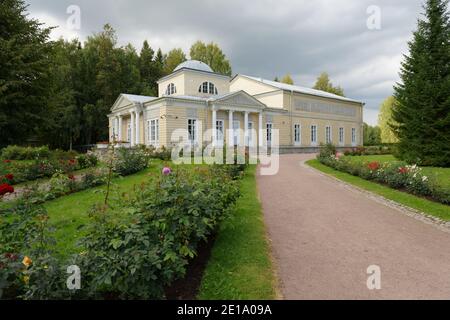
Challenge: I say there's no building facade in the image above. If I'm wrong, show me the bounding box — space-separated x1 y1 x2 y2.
108 60 364 152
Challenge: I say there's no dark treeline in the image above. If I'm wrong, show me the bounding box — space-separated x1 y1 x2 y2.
0 0 232 150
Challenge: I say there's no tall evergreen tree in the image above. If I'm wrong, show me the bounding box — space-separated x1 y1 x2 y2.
0 0 53 147
139 40 158 96
392 0 450 166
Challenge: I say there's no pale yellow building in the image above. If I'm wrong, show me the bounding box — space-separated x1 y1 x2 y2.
108 60 364 152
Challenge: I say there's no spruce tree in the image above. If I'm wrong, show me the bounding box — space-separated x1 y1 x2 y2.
392 0 450 166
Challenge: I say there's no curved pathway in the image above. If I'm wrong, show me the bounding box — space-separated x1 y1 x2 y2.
257 154 450 299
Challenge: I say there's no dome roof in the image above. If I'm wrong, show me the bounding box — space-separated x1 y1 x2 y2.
174 60 213 73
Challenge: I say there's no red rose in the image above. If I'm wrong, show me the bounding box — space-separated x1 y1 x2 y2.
3 160 11 164
5 173 13 181
367 161 380 171
0 183 14 196
398 167 408 174
68 174 75 181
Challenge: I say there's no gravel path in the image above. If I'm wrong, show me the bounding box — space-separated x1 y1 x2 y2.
257 154 450 300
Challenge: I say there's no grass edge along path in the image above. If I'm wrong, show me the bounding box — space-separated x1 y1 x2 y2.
306 159 450 222
197 165 278 300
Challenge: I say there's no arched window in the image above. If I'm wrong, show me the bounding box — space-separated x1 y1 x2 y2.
198 82 218 95
165 83 176 95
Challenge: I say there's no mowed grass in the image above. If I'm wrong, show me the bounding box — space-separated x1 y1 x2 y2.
344 154 450 189
198 166 277 300
306 159 450 221
45 161 163 257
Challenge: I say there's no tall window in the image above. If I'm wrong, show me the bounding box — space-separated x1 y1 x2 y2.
339 127 344 145
216 120 224 145
127 123 131 142
266 123 273 144
147 119 159 146
188 119 197 143
311 125 317 145
326 126 332 144
198 82 218 95
294 124 301 145
165 83 176 95
248 122 254 146
352 128 357 145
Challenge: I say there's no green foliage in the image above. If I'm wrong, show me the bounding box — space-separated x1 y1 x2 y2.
313 72 345 96
113 148 150 176
190 41 232 76
280 74 294 85
76 152 99 169
363 123 382 146
164 48 187 74
392 0 450 167
74 165 241 299
1 146 51 160
343 145 394 156
317 154 449 205
318 143 337 160
378 96 398 144
0 0 53 148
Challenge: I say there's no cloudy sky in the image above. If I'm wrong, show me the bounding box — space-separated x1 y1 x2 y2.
27 0 425 125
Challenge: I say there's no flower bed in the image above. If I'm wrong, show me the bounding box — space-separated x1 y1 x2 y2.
0 163 245 299
0 153 99 186
318 146 450 205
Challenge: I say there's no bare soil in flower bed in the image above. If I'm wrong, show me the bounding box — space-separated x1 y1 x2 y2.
164 234 217 300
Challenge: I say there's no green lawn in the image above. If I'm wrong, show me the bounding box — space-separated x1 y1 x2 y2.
306 159 450 221
198 166 277 300
45 161 163 257
344 155 450 189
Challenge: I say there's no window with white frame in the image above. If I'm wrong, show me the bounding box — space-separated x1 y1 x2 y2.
311 125 317 145
294 124 301 145
188 119 197 143
266 123 273 144
326 126 332 144
339 127 344 145
165 83 176 95
352 128 357 145
147 119 159 146
216 120 224 145
198 82 218 95
127 123 131 142
248 121 254 146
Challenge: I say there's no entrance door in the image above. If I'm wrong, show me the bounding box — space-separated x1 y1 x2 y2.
233 120 240 146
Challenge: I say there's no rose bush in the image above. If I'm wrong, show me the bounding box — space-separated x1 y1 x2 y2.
318 153 449 205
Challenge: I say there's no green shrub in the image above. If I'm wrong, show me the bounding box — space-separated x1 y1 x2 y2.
318 143 337 160
74 165 240 299
113 148 149 176
1 146 51 160
76 152 98 169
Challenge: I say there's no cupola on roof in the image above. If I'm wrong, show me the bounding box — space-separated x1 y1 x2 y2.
174 60 213 73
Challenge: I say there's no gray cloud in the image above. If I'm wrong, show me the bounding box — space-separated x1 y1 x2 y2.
27 0 424 125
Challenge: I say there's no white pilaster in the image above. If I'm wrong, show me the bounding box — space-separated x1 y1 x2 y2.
244 112 249 147
229 110 234 146
118 115 123 142
135 110 140 145
130 111 135 146
212 108 217 147
258 112 264 148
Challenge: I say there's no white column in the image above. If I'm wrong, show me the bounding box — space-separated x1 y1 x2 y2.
258 112 264 148
212 109 217 147
130 111 135 146
244 112 249 147
229 110 234 146
135 110 140 145
118 115 123 142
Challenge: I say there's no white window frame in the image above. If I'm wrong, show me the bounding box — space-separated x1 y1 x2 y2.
326 126 332 144
147 118 159 147
352 128 357 146
311 125 318 146
216 120 224 146
339 127 345 146
266 123 273 145
188 118 198 144
248 121 254 147
294 124 301 146
127 123 132 143
199 82 218 95
166 83 176 95
233 120 241 146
